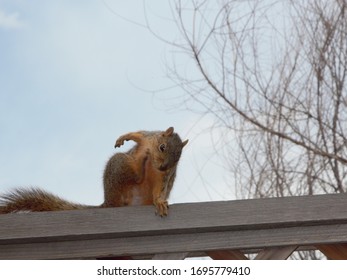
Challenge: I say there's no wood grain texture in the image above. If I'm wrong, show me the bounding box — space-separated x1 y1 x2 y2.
255 246 298 260
1 193 347 259
2 223 347 259
317 244 347 260
152 253 188 260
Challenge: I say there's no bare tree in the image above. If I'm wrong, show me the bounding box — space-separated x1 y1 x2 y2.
149 1 347 259
151 0 347 204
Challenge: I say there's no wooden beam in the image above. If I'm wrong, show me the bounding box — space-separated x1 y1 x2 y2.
207 250 248 260
1 193 347 259
1 221 347 259
317 244 347 260
255 246 297 260
2 193 347 244
152 253 188 260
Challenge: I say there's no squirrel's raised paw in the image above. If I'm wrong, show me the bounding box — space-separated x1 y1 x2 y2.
115 137 126 148
154 198 168 217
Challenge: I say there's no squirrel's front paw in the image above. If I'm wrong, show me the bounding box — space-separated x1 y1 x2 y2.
154 198 168 217
115 137 126 148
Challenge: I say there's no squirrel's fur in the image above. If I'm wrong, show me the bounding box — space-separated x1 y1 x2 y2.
0 187 91 212
0 127 188 216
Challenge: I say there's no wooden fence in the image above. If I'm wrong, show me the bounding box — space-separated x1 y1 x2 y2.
1 193 347 259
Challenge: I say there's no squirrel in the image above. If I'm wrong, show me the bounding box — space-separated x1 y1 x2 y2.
103 126 188 216
0 127 188 216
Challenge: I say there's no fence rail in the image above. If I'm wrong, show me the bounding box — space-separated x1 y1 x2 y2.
1 193 347 259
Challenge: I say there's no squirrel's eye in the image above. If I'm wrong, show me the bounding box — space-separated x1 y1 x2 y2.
159 143 166 152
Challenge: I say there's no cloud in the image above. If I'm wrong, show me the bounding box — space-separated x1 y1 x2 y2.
0 9 25 30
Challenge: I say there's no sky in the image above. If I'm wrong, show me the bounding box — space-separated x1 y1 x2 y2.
0 0 233 206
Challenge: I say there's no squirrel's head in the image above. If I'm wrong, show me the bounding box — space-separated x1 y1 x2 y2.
156 127 188 171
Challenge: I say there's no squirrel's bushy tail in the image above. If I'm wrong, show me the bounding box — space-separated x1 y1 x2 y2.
0 187 91 214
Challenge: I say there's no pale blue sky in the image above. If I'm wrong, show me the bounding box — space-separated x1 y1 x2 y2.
0 0 232 206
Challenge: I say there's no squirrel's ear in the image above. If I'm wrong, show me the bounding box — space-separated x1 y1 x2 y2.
164 127 174 136
182 139 189 148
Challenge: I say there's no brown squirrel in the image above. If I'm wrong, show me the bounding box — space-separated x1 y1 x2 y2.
0 127 188 216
